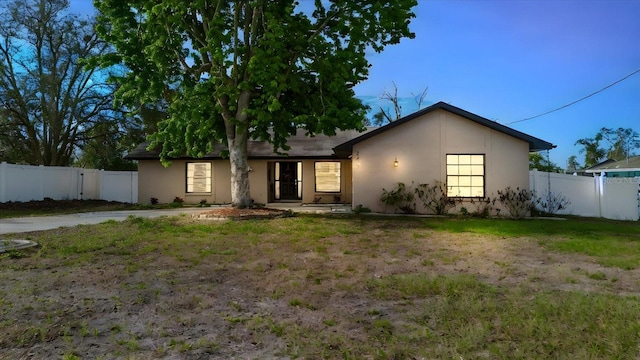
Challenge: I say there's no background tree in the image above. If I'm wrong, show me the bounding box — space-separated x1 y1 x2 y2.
75 119 136 170
599 127 640 161
574 133 606 168
94 0 417 208
574 127 639 167
371 81 428 126
565 155 581 173
0 0 119 166
529 152 561 172
76 102 166 170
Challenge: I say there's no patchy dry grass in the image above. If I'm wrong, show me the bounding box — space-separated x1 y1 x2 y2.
1 214 639 359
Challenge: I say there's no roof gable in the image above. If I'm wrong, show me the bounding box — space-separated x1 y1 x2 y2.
334 101 555 156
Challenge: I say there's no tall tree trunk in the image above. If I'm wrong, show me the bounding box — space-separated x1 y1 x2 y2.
227 134 252 208
222 90 253 208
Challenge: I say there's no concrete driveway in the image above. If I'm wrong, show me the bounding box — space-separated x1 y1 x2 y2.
0 204 349 235
0 208 206 235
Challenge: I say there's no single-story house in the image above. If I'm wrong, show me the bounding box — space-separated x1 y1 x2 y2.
584 156 640 178
126 101 555 213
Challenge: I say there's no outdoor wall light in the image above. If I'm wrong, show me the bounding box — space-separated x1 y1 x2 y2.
393 158 399 167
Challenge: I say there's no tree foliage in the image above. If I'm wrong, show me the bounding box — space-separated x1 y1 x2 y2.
575 127 639 167
75 121 137 170
529 152 561 173
93 0 417 207
0 0 118 166
566 155 581 173
76 103 165 170
574 133 605 168
599 127 640 160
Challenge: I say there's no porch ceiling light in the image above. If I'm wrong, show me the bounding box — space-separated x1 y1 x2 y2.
394 158 399 167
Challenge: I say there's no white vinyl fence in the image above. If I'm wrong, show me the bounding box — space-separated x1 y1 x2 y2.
0 162 138 203
530 170 640 221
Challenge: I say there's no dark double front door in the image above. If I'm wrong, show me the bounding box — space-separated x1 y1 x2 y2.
273 161 302 201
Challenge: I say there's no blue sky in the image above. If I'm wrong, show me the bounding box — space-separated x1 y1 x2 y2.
71 0 640 168
354 0 640 168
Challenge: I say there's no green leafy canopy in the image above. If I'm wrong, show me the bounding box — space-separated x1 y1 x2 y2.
93 0 417 161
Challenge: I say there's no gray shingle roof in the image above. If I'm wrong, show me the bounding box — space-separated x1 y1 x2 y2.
125 128 371 160
585 156 640 172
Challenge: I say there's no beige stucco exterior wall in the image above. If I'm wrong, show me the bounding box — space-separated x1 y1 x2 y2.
136 159 231 205
300 159 352 204
136 158 352 205
352 109 530 213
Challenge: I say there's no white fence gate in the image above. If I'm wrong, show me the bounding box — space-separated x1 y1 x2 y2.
530 170 639 221
0 162 138 203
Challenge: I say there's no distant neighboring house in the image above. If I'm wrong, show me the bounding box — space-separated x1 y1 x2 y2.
126 101 554 212
584 156 640 178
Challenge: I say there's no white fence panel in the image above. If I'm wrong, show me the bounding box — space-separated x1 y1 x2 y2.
0 163 44 202
80 169 101 200
529 170 600 217
0 162 138 203
100 171 138 203
601 177 639 221
42 166 80 201
530 170 639 221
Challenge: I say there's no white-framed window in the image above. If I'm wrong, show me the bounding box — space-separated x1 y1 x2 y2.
186 162 211 193
446 154 484 197
315 161 341 193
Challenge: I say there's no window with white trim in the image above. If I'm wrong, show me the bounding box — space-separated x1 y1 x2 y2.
446 154 484 197
315 162 341 192
186 162 211 193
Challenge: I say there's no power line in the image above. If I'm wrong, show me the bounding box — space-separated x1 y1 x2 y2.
506 67 640 125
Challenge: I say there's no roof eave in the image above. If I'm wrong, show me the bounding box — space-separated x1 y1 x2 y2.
585 167 640 173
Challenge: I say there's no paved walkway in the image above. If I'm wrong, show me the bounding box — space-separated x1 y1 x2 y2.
0 204 350 235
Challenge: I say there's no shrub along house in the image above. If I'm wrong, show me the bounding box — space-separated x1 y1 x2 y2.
126 101 555 212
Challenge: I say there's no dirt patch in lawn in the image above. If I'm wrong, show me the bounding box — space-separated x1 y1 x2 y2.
1 216 638 359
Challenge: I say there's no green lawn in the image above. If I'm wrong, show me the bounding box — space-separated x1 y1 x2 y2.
422 216 640 269
1 214 639 359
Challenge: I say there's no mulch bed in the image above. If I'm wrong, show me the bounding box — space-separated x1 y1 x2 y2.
0 198 128 211
195 207 293 220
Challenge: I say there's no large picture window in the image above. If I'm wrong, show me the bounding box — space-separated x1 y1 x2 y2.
186 162 211 193
315 162 341 192
446 154 484 197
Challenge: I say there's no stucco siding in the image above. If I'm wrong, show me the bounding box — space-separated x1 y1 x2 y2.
137 160 224 205
136 158 352 205
137 160 186 205
352 109 530 213
301 159 352 204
